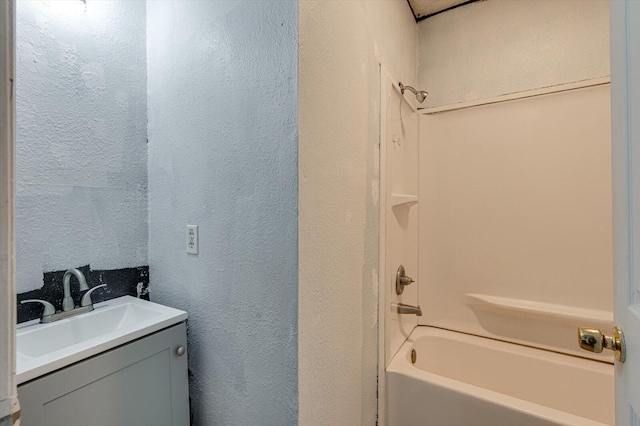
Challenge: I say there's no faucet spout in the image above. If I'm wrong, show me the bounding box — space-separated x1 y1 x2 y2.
397 303 422 316
62 268 89 312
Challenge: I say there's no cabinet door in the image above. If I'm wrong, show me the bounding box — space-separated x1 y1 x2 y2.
18 322 189 426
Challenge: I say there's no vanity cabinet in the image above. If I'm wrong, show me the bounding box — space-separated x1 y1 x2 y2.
18 322 189 426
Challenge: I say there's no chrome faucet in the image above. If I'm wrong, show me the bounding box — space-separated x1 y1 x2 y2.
397 303 422 316
62 268 89 311
20 268 107 324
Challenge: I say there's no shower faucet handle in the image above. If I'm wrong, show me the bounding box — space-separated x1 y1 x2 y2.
395 265 414 295
578 326 626 362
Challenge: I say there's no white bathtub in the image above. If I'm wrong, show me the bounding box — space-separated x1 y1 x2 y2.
387 326 614 426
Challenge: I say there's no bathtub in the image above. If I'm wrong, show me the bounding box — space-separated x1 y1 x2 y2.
387 326 614 426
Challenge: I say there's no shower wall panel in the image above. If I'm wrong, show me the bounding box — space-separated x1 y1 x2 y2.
383 75 419 367
418 85 613 361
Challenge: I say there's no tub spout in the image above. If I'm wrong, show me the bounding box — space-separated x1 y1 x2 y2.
397 303 422 316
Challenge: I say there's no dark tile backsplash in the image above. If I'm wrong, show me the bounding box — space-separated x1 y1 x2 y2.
17 265 149 324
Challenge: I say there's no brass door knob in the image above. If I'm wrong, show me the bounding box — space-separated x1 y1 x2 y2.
578 327 626 362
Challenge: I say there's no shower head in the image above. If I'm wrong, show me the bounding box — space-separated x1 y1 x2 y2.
399 82 428 104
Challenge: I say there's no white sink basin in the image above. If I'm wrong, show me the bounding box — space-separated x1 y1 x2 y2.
16 296 187 384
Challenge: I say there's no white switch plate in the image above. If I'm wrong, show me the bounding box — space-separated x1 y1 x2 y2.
187 225 198 255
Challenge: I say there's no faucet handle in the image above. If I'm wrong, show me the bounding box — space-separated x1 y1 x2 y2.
21 299 56 317
80 284 107 308
396 265 415 295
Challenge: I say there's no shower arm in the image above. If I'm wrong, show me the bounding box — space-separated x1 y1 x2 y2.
398 82 428 103
399 83 418 95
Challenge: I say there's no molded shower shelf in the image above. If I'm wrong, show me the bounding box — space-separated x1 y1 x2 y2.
464 293 613 326
391 194 418 208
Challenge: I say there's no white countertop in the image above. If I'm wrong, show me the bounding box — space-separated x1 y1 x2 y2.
16 296 188 385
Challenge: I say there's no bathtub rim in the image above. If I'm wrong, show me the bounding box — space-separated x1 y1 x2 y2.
386 325 612 426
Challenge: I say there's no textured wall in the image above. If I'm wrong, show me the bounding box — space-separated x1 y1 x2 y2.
298 0 417 424
147 1 298 424
417 0 610 108
15 0 148 293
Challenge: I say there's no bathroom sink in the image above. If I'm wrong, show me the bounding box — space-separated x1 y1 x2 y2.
16 296 187 384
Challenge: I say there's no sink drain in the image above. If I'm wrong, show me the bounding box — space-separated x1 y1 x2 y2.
411 349 417 364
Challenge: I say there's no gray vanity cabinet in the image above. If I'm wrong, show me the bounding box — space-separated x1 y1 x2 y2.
18 322 189 426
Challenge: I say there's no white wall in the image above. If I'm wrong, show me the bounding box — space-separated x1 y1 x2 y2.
147 1 298 424
298 0 416 424
15 0 148 292
417 0 610 108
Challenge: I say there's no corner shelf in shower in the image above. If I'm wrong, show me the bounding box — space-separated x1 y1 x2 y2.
391 194 418 208
464 293 613 327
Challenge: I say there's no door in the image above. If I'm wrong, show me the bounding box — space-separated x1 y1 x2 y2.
0 0 18 423
611 0 640 424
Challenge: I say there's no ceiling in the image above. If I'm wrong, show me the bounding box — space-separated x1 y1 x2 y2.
407 0 474 20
